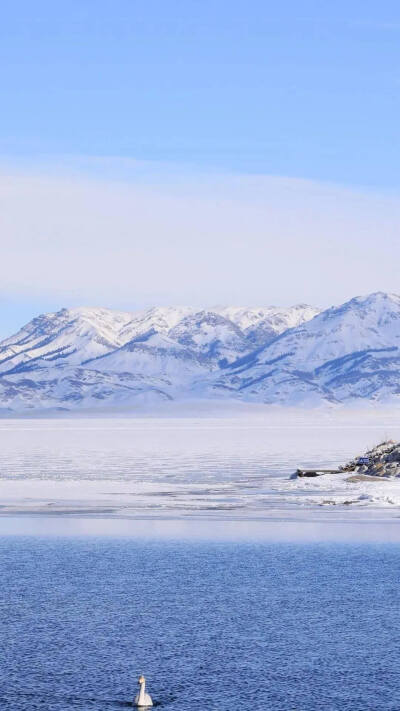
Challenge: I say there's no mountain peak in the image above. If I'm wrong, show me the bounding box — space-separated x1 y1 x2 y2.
334 291 400 310
3 296 400 410
214 290 400 405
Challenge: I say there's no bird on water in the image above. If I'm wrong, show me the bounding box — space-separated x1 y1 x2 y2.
134 675 153 707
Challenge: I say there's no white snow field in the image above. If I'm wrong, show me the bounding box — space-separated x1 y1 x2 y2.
1 410 400 519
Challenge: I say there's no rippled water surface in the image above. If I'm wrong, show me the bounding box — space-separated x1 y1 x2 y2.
1 537 400 711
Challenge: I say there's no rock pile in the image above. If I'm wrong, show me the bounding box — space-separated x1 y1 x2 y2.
340 440 400 479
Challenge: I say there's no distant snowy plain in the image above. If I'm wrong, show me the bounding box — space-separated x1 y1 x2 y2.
1 410 400 519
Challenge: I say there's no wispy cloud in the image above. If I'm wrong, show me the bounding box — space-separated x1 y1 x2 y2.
0 158 399 311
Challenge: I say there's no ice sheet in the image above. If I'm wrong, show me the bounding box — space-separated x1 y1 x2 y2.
0 411 400 519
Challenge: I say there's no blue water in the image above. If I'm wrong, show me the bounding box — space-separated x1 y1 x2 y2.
1 538 400 710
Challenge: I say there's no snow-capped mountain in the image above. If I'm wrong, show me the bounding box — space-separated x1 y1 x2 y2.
215 305 319 347
0 302 318 410
6 294 400 410
5 293 400 410
213 292 400 405
85 329 208 398
0 306 135 374
168 311 249 366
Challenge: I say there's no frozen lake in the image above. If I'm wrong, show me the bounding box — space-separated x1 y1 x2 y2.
1 410 400 519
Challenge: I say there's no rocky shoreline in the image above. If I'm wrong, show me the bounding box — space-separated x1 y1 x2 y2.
295 440 400 480
340 440 400 479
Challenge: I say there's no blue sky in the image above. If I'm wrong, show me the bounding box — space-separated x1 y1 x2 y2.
2 1 400 184
1 1 400 334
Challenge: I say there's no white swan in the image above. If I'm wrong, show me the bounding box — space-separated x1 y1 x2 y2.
134 675 153 707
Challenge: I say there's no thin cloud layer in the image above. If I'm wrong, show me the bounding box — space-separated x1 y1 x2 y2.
0 162 399 311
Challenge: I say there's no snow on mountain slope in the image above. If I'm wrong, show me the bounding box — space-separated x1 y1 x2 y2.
216 305 320 347
214 292 400 404
0 364 172 412
0 300 323 410
168 311 249 365
0 306 135 375
0 303 316 375
118 306 194 342
86 329 209 386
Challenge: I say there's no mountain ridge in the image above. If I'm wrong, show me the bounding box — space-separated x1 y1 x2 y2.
212 292 400 405
1 294 400 410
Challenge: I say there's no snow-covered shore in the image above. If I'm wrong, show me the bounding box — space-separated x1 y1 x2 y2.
0 412 400 519
0 470 400 518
